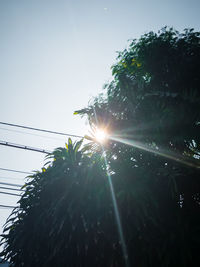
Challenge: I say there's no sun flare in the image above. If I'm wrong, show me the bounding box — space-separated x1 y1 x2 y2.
94 129 107 143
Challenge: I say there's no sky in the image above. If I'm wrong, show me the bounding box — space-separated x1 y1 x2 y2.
0 0 199 241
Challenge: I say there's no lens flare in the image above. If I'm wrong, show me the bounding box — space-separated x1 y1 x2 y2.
94 129 107 143
92 107 129 266
110 136 199 169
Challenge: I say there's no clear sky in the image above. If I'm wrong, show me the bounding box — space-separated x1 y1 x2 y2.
0 0 199 239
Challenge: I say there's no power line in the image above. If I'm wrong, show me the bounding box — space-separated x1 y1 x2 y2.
0 182 23 188
0 121 84 139
0 204 15 209
0 126 65 141
0 186 24 192
0 191 21 197
0 176 25 181
0 140 51 154
0 167 32 175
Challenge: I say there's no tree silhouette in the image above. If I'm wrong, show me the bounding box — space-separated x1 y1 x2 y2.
76 27 200 266
1 139 125 266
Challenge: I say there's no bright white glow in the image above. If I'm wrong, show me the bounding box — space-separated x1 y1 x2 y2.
94 129 107 142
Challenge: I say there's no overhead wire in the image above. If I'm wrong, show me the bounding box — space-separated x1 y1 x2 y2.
0 186 24 192
0 204 15 209
0 176 25 181
0 140 51 154
0 191 21 197
0 121 84 139
0 122 86 167
0 182 23 188
0 167 32 175
0 126 66 141
0 121 85 205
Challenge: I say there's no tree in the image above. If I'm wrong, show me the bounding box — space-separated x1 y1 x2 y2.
75 27 200 266
78 27 200 156
1 27 200 266
0 139 124 266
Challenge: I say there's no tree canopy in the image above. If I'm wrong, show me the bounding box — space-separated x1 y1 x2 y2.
78 27 200 155
1 140 123 266
1 27 200 266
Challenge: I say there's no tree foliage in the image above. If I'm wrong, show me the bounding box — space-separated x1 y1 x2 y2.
1 139 123 266
78 27 200 155
1 27 200 266
76 27 200 266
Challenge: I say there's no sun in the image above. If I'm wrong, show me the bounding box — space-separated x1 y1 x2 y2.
94 129 107 143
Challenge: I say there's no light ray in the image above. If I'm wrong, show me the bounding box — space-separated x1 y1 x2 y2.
102 150 130 267
110 136 200 169
92 108 130 267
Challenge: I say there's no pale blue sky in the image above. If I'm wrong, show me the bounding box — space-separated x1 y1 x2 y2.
0 0 199 237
